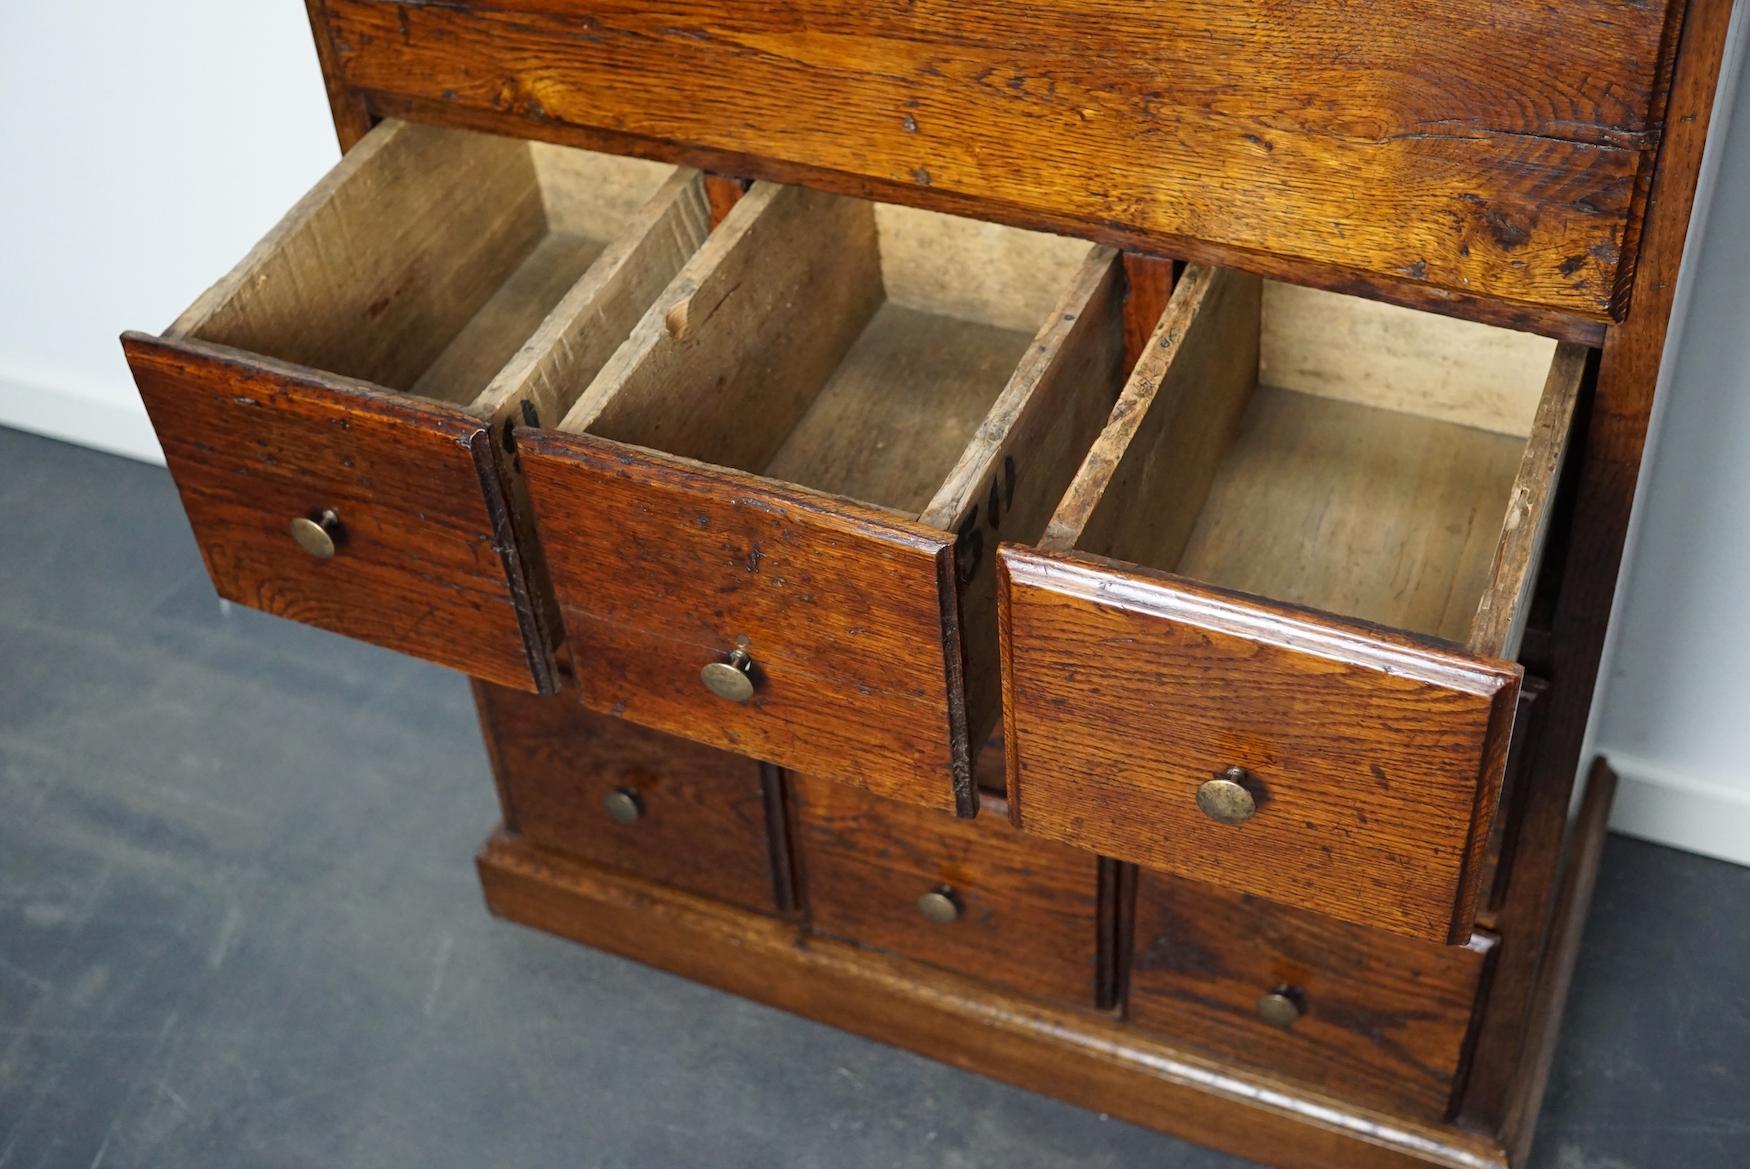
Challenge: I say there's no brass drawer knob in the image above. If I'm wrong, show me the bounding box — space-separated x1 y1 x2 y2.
917 886 962 924
602 787 644 826
1196 767 1259 824
700 648 756 703
289 509 343 559
1256 986 1306 1028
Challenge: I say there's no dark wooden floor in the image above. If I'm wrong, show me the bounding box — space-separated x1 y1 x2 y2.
2 425 1746 1169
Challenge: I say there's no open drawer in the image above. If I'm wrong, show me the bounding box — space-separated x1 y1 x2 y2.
998 266 1589 942
517 183 1129 814
122 119 710 691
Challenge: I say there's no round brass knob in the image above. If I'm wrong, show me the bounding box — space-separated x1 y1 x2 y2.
1257 986 1305 1028
916 886 962 924
1196 767 1259 825
700 649 756 703
289 509 343 559
602 787 644 826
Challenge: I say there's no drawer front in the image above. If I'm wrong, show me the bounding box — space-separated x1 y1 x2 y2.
792 776 1105 1006
518 434 970 815
474 681 783 914
319 0 1676 324
125 335 551 691
998 550 1520 944
1127 868 1497 1121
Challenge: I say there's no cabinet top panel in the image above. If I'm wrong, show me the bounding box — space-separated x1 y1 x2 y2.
319 0 1686 333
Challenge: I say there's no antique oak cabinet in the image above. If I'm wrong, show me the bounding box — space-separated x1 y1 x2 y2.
123 1 1738 1165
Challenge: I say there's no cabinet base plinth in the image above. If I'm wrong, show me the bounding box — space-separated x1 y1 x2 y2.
475 763 1615 1169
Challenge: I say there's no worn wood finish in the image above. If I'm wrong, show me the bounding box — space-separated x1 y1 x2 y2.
304 0 372 148
1468 345 1590 659
920 247 1128 760
562 183 885 469
1120 255 1178 378
763 306 1033 514
1258 283 1559 436
126 118 708 691
479 835 1513 1169
793 776 1105 1006
1504 761 1618 1163
1046 266 1262 564
1462 0 1739 1135
472 681 781 914
996 252 1610 943
472 166 711 430
1477 679 1550 924
1127 870 1497 1121
124 334 546 689
1175 390 1525 645
172 120 545 393
1000 552 1520 943
318 0 1678 323
702 174 749 227
518 434 971 813
410 232 609 404
522 183 1109 814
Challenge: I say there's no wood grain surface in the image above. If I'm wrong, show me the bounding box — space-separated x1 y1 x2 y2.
792 777 1105 1007
1127 869 1497 1121
123 334 550 690
921 247 1129 768
517 435 971 814
473 680 781 914
998 551 1520 943
317 0 1678 323
1461 0 1738 1137
479 834 1515 1169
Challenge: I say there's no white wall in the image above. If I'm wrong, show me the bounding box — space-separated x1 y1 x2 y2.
1 3 1747 864
0 3 338 462
1594 23 1750 868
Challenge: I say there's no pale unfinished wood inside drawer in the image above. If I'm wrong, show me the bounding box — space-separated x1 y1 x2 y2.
1044 266 1588 661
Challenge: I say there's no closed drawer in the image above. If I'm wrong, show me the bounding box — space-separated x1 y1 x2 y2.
1126 867 1497 1122
123 119 710 690
473 680 786 915
999 266 1588 942
518 182 1132 814
791 775 1109 1007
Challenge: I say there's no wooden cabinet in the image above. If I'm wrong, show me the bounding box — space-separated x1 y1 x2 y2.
128 0 1740 1165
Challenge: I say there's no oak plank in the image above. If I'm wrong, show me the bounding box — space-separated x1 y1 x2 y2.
321 0 1674 319
473 681 781 915
479 835 1512 1169
123 334 546 689
1129 869 1497 1121
998 551 1519 943
792 776 1106 1006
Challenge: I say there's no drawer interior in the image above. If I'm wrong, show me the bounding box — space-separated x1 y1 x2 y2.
168 120 698 423
1046 266 1588 660
553 183 1109 523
